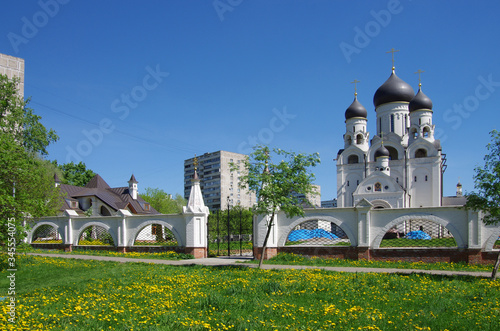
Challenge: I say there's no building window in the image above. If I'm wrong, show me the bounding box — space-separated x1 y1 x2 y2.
390 114 395 132
414 176 417 182
144 203 150 211
415 149 427 158
347 181 350 187
347 155 359 164
425 175 428 181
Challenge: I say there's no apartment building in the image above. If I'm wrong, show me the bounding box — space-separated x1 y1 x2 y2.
184 151 256 211
0 53 24 98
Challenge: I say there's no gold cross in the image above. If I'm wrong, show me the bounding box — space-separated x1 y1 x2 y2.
350 79 360 96
386 48 400 70
415 69 425 87
193 154 198 171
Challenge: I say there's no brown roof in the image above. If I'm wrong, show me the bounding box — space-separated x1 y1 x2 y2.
57 174 159 215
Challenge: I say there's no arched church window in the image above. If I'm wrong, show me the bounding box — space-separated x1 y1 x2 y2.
375 182 382 191
415 149 427 158
386 146 398 160
390 114 395 132
423 126 430 138
411 128 418 139
356 134 363 144
346 135 352 145
347 155 359 164
425 175 428 181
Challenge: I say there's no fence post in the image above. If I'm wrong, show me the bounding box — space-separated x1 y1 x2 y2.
253 212 279 260
63 209 78 252
118 209 132 252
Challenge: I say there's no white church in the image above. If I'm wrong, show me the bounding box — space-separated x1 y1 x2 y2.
336 64 455 209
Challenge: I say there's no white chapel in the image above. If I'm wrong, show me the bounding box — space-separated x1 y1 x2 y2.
336 62 444 209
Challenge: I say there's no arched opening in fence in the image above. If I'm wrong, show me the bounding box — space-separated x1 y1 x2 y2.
285 219 350 246
380 218 457 247
133 224 178 246
78 225 115 246
32 224 62 244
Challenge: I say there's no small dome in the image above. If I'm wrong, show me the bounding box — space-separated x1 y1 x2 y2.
345 97 367 120
409 88 433 112
374 145 390 159
373 70 415 108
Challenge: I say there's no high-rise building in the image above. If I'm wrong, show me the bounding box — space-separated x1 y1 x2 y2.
0 53 25 98
184 151 256 211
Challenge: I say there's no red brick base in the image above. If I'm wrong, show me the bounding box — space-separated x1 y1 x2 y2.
253 247 278 260
185 247 207 259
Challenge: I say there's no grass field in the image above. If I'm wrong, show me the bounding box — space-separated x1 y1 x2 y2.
1 254 499 330
258 253 495 272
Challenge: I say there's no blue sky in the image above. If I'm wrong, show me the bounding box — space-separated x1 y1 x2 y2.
1 0 500 200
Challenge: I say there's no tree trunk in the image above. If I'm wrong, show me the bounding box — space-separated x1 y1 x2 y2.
258 211 275 269
491 250 500 281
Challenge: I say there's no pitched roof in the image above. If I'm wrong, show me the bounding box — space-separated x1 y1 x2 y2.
85 174 111 189
56 174 159 215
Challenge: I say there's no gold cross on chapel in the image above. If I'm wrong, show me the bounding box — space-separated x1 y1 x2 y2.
350 79 360 96
193 154 198 171
386 48 400 70
415 69 425 87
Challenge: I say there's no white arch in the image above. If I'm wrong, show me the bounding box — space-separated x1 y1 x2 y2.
483 229 500 252
75 222 117 246
371 200 392 209
278 215 355 247
28 221 62 243
128 220 183 247
371 213 465 248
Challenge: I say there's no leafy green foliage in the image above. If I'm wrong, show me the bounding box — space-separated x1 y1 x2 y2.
139 188 186 214
232 145 320 267
464 129 500 279
232 145 320 218
0 74 61 247
52 161 96 187
465 130 500 225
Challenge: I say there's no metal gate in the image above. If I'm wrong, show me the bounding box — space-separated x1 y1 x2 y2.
207 208 253 257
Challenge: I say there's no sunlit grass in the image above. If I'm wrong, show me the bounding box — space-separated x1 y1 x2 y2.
0 255 499 330
255 253 494 272
12 248 194 260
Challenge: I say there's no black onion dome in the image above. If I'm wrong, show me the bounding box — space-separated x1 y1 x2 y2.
374 145 390 159
345 97 367 120
373 71 415 108
409 88 433 112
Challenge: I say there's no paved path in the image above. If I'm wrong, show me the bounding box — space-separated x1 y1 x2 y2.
26 253 493 278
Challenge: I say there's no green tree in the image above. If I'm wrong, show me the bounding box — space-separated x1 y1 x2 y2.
0 74 61 247
233 146 320 268
139 188 186 214
53 161 96 186
464 130 500 280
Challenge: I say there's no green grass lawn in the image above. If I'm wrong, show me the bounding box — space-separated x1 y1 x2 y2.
1 255 499 330
258 253 495 272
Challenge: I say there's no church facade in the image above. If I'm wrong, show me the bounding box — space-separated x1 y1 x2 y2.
336 67 444 209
